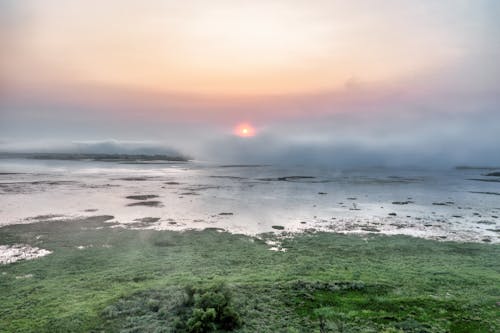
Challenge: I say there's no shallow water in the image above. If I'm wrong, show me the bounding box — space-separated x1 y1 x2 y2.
0 158 498 242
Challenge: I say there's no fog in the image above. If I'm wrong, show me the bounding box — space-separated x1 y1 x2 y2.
1 104 499 168
198 106 500 167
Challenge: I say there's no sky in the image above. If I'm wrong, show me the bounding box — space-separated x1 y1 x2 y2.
1 0 499 166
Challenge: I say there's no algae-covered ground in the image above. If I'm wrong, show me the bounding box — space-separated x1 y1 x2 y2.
0 216 498 332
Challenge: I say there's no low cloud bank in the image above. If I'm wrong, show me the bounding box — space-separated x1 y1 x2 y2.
1 108 499 169
200 108 500 168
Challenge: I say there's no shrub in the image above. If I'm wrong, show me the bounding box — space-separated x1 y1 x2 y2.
186 308 217 333
180 283 242 332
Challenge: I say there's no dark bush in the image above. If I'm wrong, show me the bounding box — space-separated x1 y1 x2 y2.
186 308 217 333
179 283 242 332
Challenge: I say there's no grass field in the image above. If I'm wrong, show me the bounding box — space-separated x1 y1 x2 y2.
0 216 498 332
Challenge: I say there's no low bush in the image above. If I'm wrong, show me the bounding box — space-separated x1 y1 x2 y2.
181 283 243 332
101 284 242 332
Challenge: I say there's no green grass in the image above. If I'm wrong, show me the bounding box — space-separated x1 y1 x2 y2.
0 216 498 332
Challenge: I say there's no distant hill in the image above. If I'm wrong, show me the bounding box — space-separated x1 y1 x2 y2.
0 152 189 162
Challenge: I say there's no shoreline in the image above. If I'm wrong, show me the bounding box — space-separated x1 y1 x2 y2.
1 214 499 266
2 213 498 244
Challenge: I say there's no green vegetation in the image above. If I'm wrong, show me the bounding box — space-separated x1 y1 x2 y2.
0 216 499 332
101 283 242 332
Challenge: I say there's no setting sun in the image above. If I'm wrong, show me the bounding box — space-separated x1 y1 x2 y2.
235 123 256 137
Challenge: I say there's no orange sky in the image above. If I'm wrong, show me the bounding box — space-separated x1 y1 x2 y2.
1 0 473 97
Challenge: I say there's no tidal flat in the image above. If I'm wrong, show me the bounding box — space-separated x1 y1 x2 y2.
0 216 498 332
1 159 499 243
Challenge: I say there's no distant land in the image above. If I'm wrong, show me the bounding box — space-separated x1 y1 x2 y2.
455 165 500 170
0 152 190 162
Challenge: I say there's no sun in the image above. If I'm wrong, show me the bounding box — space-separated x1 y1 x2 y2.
234 123 256 137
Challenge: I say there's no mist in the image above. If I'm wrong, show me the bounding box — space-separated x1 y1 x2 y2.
2 104 499 168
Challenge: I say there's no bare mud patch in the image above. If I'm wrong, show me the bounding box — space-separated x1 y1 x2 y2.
29 214 65 221
179 192 200 196
218 164 267 168
126 195 160 200
257 176 316 182
181 184 223 192
164 181 181 185
114 177 158 181
127 217 162 228
0 180 79 194
209 175 246 180
468 178 500 183
127 201 163 207
135 217 161 223
469 191 500 196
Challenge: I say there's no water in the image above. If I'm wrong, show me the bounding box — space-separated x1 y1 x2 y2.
0 158 498 242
